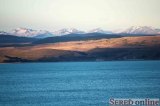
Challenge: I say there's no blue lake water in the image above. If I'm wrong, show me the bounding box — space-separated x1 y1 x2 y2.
0 61 160 106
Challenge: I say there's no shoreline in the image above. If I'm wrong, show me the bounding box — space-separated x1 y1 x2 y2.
0 59 160 64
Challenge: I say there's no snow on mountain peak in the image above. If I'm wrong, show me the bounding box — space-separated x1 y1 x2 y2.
11 28 37 37
53 28 85 36
1 26 160 38
122 26 159 34
88 28 112 34
10 28 54 38
0 31 9 35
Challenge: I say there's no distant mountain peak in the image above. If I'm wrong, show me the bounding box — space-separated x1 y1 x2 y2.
89 28 103 32
0 31 9 35
11 27 37 37
10 27 54 38
53 28 85 36
1 26 160 38
88 28 112 34
122 26 160 34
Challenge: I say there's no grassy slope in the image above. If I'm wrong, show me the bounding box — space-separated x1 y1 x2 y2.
0 35 160 62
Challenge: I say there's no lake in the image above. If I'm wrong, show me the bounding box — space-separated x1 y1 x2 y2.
0 61 160 106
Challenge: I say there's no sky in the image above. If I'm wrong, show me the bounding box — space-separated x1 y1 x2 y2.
0 0 160 31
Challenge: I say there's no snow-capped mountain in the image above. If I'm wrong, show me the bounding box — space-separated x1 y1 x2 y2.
88 28 113 34
0 31 9 35
10 28 54 38
121 26 160 34
53 28 85 36
1 26 160 38
11 28 38 37
33 30 54 38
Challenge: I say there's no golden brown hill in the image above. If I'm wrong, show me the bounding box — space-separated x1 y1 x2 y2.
0 35 160 62
30 35 160 51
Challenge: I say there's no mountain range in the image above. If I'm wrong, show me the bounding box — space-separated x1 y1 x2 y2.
1 26 160 38
121 26 160 35
0 26 160 62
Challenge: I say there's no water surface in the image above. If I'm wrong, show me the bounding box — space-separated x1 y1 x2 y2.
0 61 160 106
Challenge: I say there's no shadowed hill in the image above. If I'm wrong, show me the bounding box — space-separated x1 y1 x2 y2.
32 33 122 44
0 34 37 44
